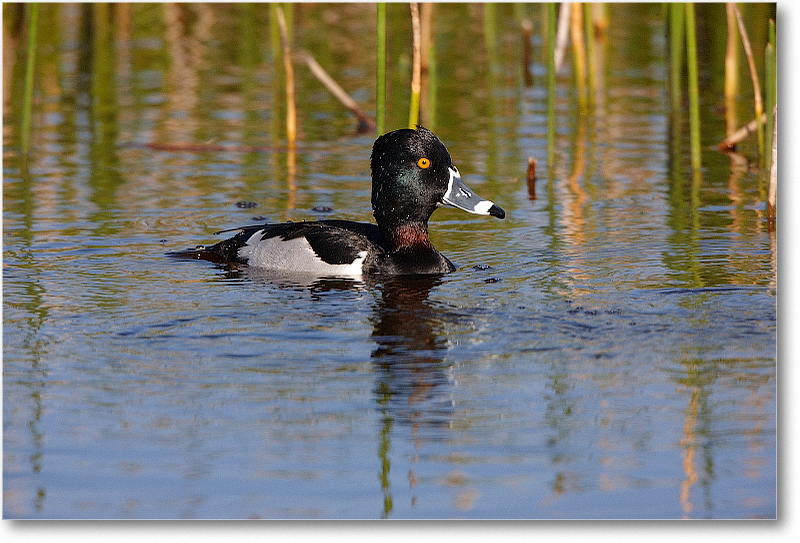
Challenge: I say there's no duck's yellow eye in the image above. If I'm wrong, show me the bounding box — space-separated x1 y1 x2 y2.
417 157 431 169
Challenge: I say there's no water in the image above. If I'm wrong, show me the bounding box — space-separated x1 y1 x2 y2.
3 3 776 519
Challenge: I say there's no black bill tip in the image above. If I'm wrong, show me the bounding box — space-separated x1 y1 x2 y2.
488 204 505 219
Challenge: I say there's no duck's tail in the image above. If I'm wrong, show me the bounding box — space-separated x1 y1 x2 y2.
167 237 244 264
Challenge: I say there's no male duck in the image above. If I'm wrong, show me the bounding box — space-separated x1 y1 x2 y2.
173 126 505 276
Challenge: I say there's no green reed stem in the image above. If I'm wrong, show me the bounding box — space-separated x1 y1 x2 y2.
377 3 386 135
769 17 776 87
269 3 280 61
685 3 701 173
669 3 684 114
21 3 39 157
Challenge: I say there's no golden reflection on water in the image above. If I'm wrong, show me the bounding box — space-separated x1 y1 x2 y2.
679 385 699 517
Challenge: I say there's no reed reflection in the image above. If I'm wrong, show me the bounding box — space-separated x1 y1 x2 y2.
370 275 454 517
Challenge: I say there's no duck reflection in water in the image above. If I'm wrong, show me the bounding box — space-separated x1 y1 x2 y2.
369 274 456 518
370 275 454 428
227 268 458 518
240 267 456 428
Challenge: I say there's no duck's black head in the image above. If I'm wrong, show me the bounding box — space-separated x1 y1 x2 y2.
370 126 504 245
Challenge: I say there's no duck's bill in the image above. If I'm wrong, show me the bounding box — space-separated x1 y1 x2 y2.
442 167 505 219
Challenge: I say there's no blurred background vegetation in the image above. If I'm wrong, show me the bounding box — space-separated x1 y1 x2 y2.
3 2 777 205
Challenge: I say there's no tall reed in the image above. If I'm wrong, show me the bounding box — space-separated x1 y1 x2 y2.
767 104 776 227
724 3 739 135
377 3 386 135
583 3 597 103
669 3 684 114
274 4 296 150
522 19 533 87
546 3 556 168
21 2 39 158
764 19 776 171
732 3 764 162
685 3 701 172
274 2 296 202
570 3 588 111
553 2 570 73
408 2 421 129
420 2 435 130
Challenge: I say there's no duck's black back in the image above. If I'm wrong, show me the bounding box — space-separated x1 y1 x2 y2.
169 220 386 266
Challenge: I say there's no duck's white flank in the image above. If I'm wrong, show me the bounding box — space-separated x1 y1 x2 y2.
238 230 367 276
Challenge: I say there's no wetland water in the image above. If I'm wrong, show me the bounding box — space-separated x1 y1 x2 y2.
3 4 776 518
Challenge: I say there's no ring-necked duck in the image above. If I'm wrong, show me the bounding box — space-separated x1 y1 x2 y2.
171 126 505 276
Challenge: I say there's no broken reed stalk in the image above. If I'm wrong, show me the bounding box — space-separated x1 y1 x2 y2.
377 3 386 135
527 157 537 200
717 112 767 151
408 2 421 129
21 2 39 158
767 104 776 227
732 3 764 162
724 3 739 135
685 3 701 172
275 4 296 150
296 50 375 133
554 2 570 73
570 2 588 111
